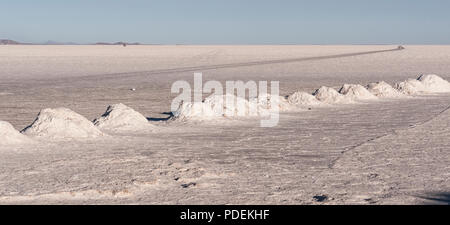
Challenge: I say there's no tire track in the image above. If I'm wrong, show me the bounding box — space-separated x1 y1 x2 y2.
328 101 450 169
70 46 404 81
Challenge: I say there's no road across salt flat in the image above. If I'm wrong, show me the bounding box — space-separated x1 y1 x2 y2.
78 46 404 80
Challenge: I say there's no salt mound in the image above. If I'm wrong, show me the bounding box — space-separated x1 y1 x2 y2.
93 103 152 131
417 74 450 92
254 94 293 111
173 101 216 120
22 108 104 138
287 91 323 106
203 94 263 117
173 94 265 121
395 74 450 95
395 79 428 95
313 86 353 104
339 84 377 100
367 81 405 98
0 121 31 145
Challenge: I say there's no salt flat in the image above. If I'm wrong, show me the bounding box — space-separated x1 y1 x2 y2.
0 45 449 204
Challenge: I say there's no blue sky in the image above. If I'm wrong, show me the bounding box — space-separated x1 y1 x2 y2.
1 0 450 44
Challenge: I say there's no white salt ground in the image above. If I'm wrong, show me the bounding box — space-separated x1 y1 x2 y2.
21 108 104 138
1 46 450 205
93 103 153 131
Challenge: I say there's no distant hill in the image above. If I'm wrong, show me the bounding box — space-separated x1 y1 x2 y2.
0 39 21 45
95 42 140 46
42 40 79 45
1 39 76 45
1 39 141 45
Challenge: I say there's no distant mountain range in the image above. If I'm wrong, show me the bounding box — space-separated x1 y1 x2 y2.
43 40 80 45
94 41 140 46
0 39 23 45
0 39 141 45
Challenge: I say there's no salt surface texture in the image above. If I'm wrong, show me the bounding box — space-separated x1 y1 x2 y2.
93 103 152 131
0 121 31 145
21 108 104 138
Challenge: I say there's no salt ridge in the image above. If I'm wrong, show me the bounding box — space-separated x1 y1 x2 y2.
8 74 450 130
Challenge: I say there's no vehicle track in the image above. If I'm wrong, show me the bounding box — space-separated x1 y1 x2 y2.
328 100 450 169
74 46 404 80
